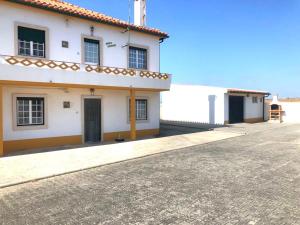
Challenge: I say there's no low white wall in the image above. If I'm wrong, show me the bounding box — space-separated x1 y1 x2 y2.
3 86 160 141
275 102 300 123
161 85 227 125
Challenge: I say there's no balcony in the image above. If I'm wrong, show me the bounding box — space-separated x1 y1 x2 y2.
0 55 171 91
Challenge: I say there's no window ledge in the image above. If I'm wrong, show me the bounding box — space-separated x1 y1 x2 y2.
13 124 48 131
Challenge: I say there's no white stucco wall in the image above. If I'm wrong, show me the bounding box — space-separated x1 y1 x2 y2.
267 102 300 123
162 85 266 125
0 63 171 90
281 103 300 123
161 84 227 125
3 87 160 141
0 2 161 72
0 2 171 91
244 96 264 120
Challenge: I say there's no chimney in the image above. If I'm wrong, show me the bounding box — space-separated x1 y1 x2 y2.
272 95 279 105
134 0 146 26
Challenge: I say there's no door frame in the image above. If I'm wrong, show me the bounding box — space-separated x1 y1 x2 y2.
228 95 245 124
81 95 103 143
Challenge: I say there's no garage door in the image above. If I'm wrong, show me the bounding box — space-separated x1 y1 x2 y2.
229 96 244 124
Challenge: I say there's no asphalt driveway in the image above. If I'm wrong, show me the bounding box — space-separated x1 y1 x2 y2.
0 123 300 225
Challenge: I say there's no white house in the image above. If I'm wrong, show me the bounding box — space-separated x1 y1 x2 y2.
161 84 269 126
0 0 171 155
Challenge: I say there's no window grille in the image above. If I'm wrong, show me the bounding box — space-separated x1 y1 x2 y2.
129 99 148 121
84 38 100 64
16 97 44 126
18 40 45 58
129 47 147 69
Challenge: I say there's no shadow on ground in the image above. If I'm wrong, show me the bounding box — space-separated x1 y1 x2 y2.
6 123 212 157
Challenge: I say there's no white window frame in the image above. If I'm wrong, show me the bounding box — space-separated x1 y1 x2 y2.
14 22 49 59
18 40 45 58
81 35 103 66
127 44 149 70
13 94 48 131
84 38 100 65
127 97 149 123
252 96 258 104
128 46 148 70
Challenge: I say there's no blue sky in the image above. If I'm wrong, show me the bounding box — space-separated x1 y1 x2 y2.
68 0 300 97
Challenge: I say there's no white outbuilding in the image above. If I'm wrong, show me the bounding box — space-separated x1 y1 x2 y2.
161 84 270 126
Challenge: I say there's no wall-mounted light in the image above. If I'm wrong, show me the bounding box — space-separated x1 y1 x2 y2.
62 41 69 48
90 26 94 36
90 88 95 96
65 18 69 27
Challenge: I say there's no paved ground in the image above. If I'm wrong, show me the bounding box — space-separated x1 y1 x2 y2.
159 123 208 137
0 130 241 188
0 123 300 225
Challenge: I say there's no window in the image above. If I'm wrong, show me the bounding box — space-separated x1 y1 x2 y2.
252 96 258 104
129 46 147 69
129 99 148 121
84 38 100 64
18 26 46 58
16 97 44 126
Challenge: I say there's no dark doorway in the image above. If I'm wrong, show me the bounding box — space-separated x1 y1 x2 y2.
229 96 244 124
84 98 101 143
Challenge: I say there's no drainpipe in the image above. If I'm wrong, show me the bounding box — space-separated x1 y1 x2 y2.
159 38 164 73
263 96 265 121
263 93 271 121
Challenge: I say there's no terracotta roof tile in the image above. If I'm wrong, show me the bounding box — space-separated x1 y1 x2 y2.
7 0 169 38
227 88 270 95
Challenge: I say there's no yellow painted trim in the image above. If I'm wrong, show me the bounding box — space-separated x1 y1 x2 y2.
0 86 3 157
137 129 160 137
244 117 264 123
130 89 136 140
0 80 168 92
3 135 82 155
103 129 159 142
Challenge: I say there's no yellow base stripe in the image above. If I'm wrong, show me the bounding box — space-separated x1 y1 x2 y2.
2 129 160 155
244 117 264 123
103 129 159 142
3 135 82 155
0 86 3 157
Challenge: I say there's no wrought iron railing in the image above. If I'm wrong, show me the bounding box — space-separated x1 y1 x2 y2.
0 55 170 80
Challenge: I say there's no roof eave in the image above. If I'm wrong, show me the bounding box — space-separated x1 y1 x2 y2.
7 0 169 39
227 89 270 96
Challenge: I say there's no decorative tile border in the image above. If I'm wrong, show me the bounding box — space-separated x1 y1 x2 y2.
140 71 169 80
5 56 80 71
2 55 170 80
85 65 136 76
